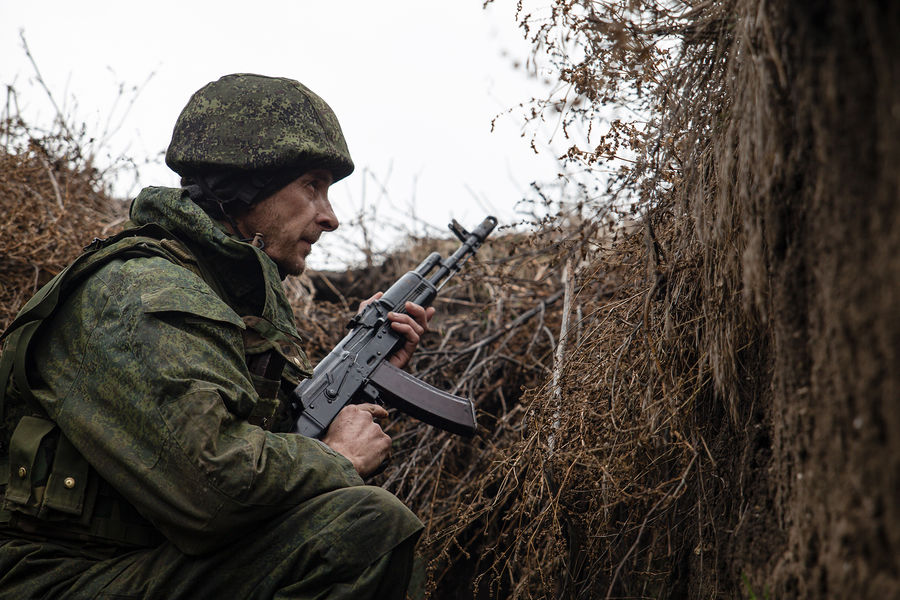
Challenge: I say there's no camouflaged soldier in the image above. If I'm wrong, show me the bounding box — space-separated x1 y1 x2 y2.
0 74 430 599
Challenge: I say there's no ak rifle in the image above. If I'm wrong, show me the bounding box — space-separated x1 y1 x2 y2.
293 216 498 438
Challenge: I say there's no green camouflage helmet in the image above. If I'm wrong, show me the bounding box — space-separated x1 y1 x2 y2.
165 73 354 182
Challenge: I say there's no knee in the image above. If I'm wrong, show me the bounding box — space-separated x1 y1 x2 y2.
257 485 420 581
315 486 422 563
330 485 422 534
272 485 422 552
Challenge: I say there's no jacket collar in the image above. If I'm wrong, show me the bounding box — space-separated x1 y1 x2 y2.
128 186 299 336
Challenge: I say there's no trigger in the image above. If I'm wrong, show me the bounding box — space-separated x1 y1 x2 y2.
356 383 382 405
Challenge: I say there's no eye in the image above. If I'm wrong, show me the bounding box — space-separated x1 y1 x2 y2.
303 171 332 194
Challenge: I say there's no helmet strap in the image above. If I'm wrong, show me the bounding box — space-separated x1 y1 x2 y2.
216 200 265 249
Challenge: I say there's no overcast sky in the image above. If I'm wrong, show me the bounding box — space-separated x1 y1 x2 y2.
2 1 573 267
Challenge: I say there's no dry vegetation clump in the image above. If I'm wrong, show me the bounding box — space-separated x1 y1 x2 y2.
0 106 127 330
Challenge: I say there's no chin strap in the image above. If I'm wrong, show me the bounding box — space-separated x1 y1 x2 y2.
214 199 257 246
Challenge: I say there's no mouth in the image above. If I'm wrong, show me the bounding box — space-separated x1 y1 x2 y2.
299 237 316 254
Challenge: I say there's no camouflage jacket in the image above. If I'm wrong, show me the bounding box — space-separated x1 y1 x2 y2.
0 187 364 554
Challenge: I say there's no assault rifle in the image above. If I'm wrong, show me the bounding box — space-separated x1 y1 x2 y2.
293 216 497 439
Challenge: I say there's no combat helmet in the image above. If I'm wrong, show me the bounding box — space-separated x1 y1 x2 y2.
165 73 354 184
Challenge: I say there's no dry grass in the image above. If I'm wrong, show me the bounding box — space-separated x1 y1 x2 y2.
0 112 127 330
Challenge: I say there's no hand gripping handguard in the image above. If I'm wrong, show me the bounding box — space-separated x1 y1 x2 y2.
293 216 498 438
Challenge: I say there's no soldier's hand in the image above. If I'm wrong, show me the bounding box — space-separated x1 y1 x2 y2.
321 403 391 477
357 292 436 370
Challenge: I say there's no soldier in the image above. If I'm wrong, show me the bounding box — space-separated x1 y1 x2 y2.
0 74 432 599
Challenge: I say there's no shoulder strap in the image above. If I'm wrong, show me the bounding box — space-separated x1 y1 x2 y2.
0 224 206 418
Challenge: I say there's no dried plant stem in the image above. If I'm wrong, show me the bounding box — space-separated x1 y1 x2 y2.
548 257 575 453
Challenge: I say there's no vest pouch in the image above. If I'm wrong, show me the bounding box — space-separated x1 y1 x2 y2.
4 415 93 523
5 415 58 514
247 369 281 430
42 432 92 517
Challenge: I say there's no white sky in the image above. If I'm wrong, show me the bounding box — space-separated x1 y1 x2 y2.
2 1 572 267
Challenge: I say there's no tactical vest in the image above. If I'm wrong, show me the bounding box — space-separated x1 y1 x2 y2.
0 223 312 549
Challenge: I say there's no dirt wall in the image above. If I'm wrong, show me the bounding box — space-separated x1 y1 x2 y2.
757 2 900 596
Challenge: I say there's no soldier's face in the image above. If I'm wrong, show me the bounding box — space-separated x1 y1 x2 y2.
235 169 339 275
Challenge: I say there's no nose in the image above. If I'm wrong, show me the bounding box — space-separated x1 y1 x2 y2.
317 194 339 232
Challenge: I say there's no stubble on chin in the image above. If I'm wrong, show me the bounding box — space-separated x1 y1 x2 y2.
285 263 306 277
271 237 316 277
264 246 306 277
277 254 306 277
289 247 313 276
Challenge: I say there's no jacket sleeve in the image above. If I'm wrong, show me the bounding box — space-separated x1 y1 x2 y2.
29 256 364 555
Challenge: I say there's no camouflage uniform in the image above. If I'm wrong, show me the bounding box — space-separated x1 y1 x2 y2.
0 76 423 599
